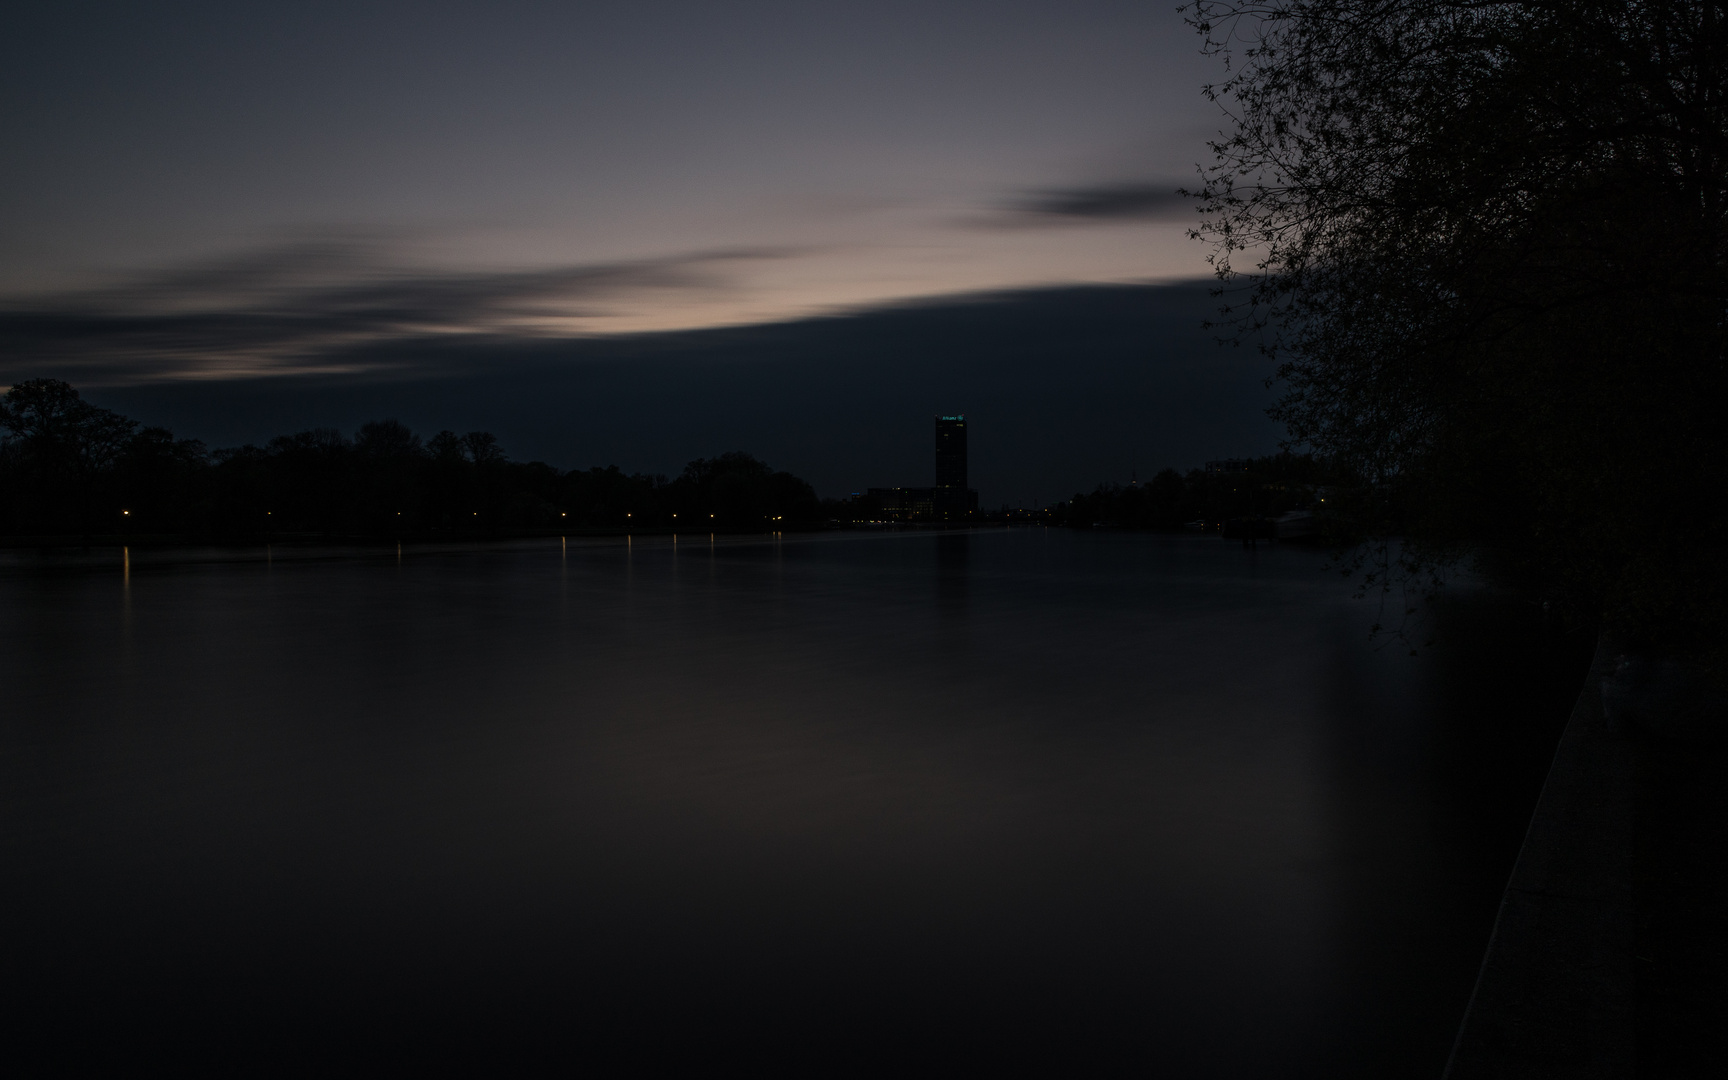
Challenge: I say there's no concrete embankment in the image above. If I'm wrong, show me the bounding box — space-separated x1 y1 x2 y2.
1447 641 1728 1078
1445 642 1633 1077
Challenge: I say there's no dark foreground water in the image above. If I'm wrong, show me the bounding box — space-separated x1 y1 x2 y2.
1 530 1590 1073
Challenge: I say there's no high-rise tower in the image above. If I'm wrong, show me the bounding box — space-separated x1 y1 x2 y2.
935 415 966 488
934 415 971 519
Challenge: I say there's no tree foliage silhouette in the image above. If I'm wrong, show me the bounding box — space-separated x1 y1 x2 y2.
1 378 139 538
1187 0 1728 657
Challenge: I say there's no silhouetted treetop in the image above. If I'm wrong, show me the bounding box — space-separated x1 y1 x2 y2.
678 451 777 486
355 419 422 458
462 431 504 467
668 452 819 526
1 379 138 470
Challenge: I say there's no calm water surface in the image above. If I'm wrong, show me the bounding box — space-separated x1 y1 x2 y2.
1 529 1588 1073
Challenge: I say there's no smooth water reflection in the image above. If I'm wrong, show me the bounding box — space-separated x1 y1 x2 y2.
0 530 1588 1072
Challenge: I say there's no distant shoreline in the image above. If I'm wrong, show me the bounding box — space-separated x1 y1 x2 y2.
0 522 1049 551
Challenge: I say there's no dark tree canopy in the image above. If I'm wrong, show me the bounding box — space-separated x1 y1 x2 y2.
0 378 140 538
1188 1 1728 659
669 451 821 527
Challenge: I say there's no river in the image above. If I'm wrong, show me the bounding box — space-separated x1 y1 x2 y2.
0 529 1590 1073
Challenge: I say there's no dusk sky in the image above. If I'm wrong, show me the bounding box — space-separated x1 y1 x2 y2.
1 2 1277 503
3 1 1221 381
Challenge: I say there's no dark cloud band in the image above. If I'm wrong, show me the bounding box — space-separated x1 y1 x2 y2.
0 244 799 385
972 182 1193 228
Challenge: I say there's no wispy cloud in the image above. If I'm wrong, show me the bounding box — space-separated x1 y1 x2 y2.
0 242 801 385
970 181 1193 228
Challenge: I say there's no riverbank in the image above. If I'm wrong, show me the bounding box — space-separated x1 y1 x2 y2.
1446 641 1728 1077
0 525 831 549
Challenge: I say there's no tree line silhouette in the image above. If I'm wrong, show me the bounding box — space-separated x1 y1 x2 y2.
1050 453 1331 532
0 379 821 541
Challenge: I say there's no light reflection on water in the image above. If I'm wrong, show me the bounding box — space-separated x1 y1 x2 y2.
0 530 1587 1073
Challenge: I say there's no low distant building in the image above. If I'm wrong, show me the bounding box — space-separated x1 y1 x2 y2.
868 486 936 521
1205 459 1249 474
863 486 979 522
